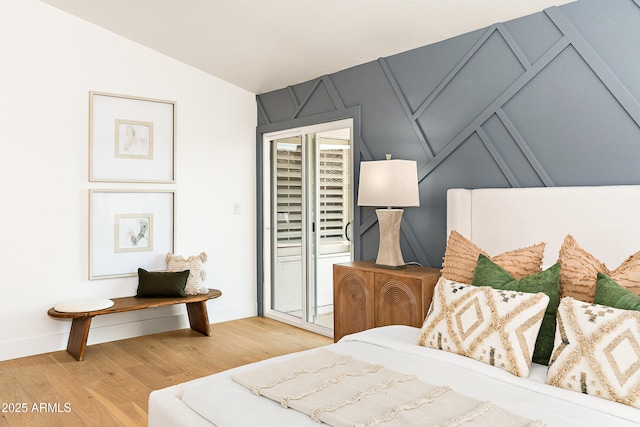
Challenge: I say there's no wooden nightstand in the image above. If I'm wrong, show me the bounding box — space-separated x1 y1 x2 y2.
333 260 440 342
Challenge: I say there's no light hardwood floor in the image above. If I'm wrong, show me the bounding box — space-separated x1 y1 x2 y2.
0 317 332 426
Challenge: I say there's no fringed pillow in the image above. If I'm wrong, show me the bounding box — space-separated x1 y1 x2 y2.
558 235 640 302
472 254 560 366
441 230 545 285
547 297 640 409
166 252 209 295
418 277 549 377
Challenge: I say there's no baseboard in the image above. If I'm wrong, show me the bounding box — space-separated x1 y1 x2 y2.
0 301 257 362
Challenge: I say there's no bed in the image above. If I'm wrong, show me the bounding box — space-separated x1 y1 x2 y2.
149 185 640 426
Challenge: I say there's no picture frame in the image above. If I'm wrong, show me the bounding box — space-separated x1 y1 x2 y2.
89 91 176 183
89 190 175 280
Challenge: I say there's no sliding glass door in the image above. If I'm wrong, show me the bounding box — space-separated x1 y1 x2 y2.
263 119 353 336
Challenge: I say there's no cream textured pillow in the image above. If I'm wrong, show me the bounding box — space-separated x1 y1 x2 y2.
558 235 640 302
441 230 545 284
166 252 209 295
547 297 640 409
418 277 549 377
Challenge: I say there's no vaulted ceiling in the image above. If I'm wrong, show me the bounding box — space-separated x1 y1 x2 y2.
41 0 575 94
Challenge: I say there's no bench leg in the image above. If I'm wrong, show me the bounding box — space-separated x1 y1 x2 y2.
186 301 211 336
67 316 93 361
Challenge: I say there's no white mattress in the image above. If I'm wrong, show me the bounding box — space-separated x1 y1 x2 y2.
149 325 640 427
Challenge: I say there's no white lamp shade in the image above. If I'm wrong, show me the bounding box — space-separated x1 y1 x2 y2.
357 159 420 207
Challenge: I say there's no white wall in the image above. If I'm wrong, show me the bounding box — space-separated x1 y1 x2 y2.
0 0 257 361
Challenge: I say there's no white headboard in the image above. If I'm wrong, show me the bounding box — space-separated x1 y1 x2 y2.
447 185 640 268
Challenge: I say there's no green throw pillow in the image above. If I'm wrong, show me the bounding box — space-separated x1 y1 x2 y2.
137 268 189 297
472 254 559 366
595 272 640 311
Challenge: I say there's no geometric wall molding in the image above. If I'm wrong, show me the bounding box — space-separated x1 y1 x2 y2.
257 0 640 268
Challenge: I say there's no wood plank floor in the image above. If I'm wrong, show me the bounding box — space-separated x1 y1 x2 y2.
0 317 332 426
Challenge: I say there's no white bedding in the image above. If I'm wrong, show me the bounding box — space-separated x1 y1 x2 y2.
149 326 640 427
149 185 640 427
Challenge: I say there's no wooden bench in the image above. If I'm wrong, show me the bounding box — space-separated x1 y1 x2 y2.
48 289 222 361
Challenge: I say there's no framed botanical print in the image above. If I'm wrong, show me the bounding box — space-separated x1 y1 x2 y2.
89 190 175 279
89 92 176 182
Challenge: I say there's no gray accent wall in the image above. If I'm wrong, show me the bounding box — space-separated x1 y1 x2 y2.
256 0 640 270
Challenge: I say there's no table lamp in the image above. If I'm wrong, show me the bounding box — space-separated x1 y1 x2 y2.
357 155 419 269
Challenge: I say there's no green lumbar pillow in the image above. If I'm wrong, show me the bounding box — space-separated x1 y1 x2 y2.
595 272 640 311
137 268 189 297
472 254 559 366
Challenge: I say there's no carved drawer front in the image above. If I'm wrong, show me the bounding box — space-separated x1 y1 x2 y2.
333 266 374 342
333 261 440 342
375 276 421 327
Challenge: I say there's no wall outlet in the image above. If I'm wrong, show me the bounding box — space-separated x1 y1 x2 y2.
234 202 241 215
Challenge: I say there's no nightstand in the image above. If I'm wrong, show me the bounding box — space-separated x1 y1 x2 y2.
333 260 440 342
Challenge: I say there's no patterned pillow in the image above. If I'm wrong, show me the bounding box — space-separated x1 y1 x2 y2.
558 235 640 302
547 297 640 409
472 254 560 366
166 252 209 295
417 277 549 377
441 230 545 285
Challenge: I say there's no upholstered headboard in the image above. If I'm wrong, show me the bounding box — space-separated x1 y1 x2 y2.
447 185 640 267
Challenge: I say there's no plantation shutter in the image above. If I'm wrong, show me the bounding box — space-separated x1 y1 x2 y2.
276 146 302 247
276 143 349 251
319 147 348 244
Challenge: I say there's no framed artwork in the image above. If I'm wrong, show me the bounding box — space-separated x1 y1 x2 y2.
89 91 176 182
89 190 175 280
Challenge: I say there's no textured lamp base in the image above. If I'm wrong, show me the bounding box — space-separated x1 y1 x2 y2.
374 208 406 269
